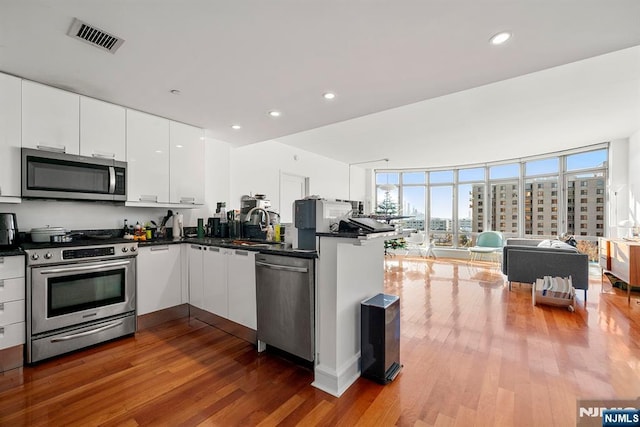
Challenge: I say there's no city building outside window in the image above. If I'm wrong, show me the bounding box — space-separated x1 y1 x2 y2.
374 145 607 250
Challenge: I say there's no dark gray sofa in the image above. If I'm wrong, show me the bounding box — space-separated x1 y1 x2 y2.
501 238 589 300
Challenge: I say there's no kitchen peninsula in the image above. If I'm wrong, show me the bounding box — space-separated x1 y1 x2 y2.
139 229 390 397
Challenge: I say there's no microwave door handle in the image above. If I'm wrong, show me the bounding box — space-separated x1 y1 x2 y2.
39 260 131 275
108 166 116 194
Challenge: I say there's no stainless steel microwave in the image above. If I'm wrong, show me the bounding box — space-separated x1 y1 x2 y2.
22 148 127 202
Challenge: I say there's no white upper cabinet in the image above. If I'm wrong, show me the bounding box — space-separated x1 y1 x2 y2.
169 121 204 205
22 80 80 154
0 73 22 201
80 97 126 161
126 109 170 204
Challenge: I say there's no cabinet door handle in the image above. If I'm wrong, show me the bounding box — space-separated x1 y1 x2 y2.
139 195 158 203
37 144 66 153
180 197 195 204
235 250 248 256
150 246 169 251
0 279 4 288
209 247 220 252
92 152 115 159
0 303 4 312
0 327 4 338
190 245 202 250
0 257 4 264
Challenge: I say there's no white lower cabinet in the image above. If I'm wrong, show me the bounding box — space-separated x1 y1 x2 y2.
203 247 228 317
227 249 257 329
0 255 25 351
137 245 183 316
188 245 257 330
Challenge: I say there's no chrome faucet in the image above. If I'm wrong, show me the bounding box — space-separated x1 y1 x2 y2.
245 207 270 231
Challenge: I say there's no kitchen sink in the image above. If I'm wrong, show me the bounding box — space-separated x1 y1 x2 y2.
222 239 282 248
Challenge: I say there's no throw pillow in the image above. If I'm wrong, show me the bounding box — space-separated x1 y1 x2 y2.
537 239 577 251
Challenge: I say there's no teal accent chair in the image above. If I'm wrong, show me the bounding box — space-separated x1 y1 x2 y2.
468 231 504 263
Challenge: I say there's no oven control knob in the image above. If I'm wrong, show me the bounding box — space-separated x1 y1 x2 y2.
31 253 39 261
44 252 53 259
131 246 137 252
121 247 129 253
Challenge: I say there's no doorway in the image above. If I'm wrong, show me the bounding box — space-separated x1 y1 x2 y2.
280 172 308 223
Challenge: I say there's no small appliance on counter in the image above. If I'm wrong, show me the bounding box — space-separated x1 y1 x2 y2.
241 195 272 239
0 213 19 248
293 198 353 250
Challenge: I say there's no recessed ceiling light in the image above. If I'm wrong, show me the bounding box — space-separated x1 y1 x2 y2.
268 111 281 117
490 32 512 45
231 124 242 130
323 92 336 100
169 89 181 95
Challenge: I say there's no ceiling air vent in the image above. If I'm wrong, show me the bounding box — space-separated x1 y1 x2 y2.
67 18 125 53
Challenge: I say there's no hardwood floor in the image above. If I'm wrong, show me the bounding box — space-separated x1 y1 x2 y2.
1 257 639 426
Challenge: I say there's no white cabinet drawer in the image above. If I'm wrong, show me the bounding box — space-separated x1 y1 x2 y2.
0 256 24 280
0 300 24 326
0 321 25 349
0 277 25 303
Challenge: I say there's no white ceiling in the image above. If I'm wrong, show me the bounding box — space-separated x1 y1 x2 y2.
1 1 640 169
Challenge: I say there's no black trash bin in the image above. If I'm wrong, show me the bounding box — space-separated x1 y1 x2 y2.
360 293 401 384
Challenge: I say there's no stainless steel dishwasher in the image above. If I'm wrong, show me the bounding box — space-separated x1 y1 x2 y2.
255 253 315 361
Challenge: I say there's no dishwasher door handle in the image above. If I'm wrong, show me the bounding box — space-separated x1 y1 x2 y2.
256 261 308 273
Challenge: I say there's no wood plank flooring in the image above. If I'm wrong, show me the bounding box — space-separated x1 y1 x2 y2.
1 257 639 426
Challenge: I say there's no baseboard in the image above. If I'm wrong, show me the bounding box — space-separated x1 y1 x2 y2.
0 345 23 372
137 304 189 330
312 353 361 397
189 305 256 345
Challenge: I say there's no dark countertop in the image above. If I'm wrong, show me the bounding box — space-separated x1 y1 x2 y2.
316 230 399 240
0 248 24 257
139 237 318 259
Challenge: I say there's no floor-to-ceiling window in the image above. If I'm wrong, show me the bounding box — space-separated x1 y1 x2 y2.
429 170 454 247
374 144 608 250
458 167 485 247
488 163 520 239
524 157 560 237
401 172 426 231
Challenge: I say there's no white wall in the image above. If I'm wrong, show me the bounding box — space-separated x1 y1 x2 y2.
609 138 630 236
629 129 640 226
1 199 171 232
230 140 353 215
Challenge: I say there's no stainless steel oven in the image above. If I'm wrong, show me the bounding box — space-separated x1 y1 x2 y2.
25 241 138 363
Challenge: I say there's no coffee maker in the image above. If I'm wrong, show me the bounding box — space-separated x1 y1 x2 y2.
0 213 19 248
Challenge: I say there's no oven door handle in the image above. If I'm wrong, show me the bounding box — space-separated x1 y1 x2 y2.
39 260 131 274
50 320 124 342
